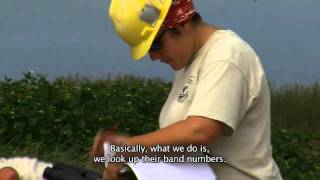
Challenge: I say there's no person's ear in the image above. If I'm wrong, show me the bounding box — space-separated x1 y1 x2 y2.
182 22 193 34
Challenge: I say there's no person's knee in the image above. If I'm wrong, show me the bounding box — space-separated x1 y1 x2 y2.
0 167 19 180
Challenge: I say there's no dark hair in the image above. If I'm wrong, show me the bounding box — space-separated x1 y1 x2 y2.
191 12 202 24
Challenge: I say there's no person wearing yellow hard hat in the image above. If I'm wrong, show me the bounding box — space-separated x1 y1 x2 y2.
92 0 283 179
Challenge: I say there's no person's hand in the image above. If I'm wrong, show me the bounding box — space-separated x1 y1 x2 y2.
91 124 130 157
0 167 19 180
102 163 125 180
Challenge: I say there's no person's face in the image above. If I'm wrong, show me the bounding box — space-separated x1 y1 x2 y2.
149 25 194 71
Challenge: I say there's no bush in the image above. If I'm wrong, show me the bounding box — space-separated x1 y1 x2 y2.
272 130 320 179
0 73 319 178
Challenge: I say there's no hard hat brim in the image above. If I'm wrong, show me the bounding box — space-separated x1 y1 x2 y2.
130 0 172 60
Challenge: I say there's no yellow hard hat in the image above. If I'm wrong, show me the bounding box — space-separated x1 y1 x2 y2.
109 0 172 60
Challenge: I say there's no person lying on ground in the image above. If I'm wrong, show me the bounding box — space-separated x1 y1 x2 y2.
0 156 102 180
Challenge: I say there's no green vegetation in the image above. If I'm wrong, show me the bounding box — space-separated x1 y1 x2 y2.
0 72 319 179
270 83 320 134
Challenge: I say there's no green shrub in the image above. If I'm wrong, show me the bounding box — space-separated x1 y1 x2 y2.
0 73 319 179
272 130 320 179
0 73 170 151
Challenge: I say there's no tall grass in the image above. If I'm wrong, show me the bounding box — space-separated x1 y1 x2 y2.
270 83 320 135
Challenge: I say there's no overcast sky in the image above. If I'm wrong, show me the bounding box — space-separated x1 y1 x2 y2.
0 0 319 86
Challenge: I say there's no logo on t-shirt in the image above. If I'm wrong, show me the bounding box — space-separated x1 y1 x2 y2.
177 75 195 103
177 85 189 103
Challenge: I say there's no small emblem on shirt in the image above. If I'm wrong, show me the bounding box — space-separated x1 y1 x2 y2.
178 85 189 103
177 75 195 103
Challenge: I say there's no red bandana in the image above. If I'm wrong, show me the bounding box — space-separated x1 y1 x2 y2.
162 0 196 29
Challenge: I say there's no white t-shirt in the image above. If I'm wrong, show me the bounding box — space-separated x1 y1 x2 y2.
159 30 282 180
0 157 52 180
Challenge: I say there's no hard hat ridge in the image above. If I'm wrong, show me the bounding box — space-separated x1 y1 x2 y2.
109 0 172 60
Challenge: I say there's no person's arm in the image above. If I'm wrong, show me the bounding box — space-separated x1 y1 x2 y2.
99 116 227 180
91 116 227 159
114 116 226 159
126 116 225 148
0 167 19 180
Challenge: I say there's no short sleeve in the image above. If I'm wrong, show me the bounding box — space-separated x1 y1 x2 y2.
186 61 250 132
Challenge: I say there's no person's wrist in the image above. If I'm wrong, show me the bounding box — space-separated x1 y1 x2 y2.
119 137 140 159
111 137 130 157
122 137 132 146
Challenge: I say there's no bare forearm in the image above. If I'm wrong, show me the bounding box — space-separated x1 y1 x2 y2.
122 116 223 157
126 119 200 147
